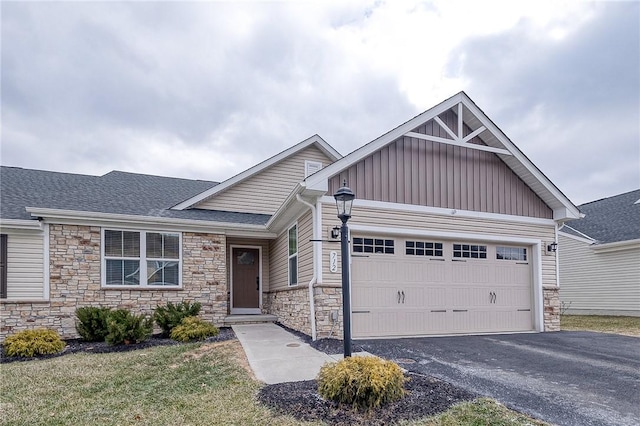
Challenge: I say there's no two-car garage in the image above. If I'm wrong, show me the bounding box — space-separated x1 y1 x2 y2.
351 235 536 338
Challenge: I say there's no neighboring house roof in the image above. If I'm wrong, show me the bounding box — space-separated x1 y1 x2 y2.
305 91 580 221
172 134 341 210
0 166 270 225
560 189 640 244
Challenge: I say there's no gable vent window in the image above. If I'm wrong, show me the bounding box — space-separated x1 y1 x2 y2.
353 237 394 254
497 246 527 261
304 160 323 178
406 241 443 257
453 243 487 259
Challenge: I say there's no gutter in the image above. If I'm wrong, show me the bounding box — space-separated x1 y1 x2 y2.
296 194 318 341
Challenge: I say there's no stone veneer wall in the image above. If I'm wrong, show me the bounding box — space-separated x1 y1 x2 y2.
264 287 311 335
265 285 344 339
0 225 227 340
543 285 561 331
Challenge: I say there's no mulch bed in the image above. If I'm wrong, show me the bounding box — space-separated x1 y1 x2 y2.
269 323 477 424
0 327 236 364
258 372 477 425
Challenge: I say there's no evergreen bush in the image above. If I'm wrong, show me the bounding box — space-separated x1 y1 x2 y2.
3 328 66 357
105 309 153 345
75 306 112 342
317 356 406 410
154 301 201 336
170 316 219 342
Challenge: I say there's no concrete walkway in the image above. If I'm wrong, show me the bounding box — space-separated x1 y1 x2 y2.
232 323 340 384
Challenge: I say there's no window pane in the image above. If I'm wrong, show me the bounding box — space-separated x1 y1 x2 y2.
124 260 140 285
105 231 122 257
375 239 383 246
288 226 297 256
289 256 297 285
122 231 140 257
146 233 163 258
406 241 414 248
106 259 123 285
163 234 179 258
147 261 179 286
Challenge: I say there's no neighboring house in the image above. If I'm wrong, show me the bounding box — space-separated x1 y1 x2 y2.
558 189 640 316
0 92 581 341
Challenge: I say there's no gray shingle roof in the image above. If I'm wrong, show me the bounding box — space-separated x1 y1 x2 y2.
0 166 271 226
562 189 640 244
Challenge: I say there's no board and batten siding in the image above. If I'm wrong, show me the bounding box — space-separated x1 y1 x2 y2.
197 146 333 215
268 210 314 292
320 202 557 287
1 229 46 299
227 238 270 292
558 234 640 315
328 110 551 219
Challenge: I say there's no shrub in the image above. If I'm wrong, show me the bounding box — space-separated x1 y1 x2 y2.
105 309 153 345
154 301 201 336
170 317 219 342
317 356 406 410
3 328 66 357
75 306 112 342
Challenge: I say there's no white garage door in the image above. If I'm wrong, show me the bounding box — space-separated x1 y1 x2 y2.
351 236 533 338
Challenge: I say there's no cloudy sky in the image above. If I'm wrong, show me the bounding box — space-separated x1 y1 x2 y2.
1 1 638 205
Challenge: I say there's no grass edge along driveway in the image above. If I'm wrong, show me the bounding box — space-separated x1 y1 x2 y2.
0 339 547 426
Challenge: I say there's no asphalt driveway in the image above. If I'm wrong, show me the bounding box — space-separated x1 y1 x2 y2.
359 331 639 426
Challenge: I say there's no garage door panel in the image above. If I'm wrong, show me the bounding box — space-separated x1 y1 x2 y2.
352 236 534 338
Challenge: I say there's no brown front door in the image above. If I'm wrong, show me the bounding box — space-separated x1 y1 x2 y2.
231 247 260 314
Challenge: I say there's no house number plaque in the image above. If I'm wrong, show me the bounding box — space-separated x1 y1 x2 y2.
329 251 338 273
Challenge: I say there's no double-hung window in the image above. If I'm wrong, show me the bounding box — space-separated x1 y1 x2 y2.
103 229 181 288
288 224 298 286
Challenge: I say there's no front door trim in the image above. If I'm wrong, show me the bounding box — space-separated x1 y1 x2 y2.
230 245 262 315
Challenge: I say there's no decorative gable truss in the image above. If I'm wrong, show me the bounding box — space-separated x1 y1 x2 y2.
306 92 581 221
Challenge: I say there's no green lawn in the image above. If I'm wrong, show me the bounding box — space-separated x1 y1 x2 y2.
0 340 546 425
561 314 640 337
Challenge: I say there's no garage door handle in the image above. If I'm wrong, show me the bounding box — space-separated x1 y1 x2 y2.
401 291 405 304
489 291 496 303
431 309 446 313
516 262 529 265
397 291 401 304
453 309 468 312
517 309 531 312
353 310 370 314
452 259 466 262
352 254 370 258
429 258 445 261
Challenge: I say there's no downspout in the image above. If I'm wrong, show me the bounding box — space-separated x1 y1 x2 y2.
296 194 318 341
555 223 560 288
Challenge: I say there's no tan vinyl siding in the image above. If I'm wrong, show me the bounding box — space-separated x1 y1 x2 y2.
329 109 552 219
297 210 314 286
227 238 270 292
3 229 45 299
269 225 290 291
559 234 640 314
320 202 556 287
197 146 333 215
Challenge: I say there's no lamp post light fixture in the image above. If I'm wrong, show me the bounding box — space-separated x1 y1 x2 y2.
334 180 355 358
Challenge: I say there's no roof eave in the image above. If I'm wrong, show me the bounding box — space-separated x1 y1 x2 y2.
25 207 276 237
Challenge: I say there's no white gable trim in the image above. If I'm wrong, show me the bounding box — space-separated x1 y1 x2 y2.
318 196 556 226
558 224 596 243
172 135 341 210
558 230 596 245
306 92 580 221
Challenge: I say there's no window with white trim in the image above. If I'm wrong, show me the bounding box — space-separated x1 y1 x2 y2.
353 238 395 254
103 229 181 287
406 241 443 257
453 243 487 259
288 225 298 286
496 246 527 261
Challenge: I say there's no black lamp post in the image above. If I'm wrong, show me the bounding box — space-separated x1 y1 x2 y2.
333 180 355 357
